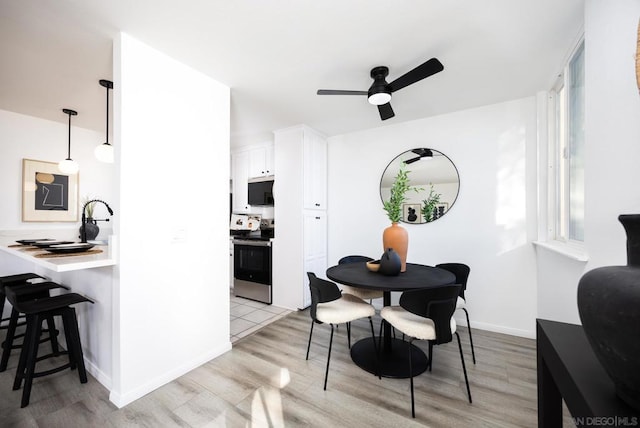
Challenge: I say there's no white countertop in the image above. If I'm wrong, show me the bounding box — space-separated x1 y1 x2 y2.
0 239 116 272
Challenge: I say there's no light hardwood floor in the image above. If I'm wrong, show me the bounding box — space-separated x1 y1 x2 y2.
1 310 575 427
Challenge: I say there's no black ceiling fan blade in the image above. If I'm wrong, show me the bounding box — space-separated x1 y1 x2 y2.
404 156 421 164
317 89 368 96
378 103 395 120
388 58 444 93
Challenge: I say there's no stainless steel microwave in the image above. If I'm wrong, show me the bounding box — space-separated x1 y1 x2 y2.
248 176 274 206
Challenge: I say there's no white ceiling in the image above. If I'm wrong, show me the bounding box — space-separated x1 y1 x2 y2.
0 1 584 147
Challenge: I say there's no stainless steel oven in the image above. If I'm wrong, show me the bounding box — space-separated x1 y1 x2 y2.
233 238 272 304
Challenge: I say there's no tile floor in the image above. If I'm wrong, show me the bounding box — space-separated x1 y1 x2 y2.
230 290 291 343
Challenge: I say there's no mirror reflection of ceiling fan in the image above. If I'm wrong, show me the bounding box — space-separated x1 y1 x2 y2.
317 58 444 121
404 148 434 164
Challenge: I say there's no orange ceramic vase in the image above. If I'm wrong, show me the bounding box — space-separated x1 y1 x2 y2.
382 222 408 272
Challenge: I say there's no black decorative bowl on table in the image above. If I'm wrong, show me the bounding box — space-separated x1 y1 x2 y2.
15 239 55 245
44 243 95 254
31 240 75 248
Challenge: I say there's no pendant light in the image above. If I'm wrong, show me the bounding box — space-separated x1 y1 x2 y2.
94 79 114 163
58 108 79 174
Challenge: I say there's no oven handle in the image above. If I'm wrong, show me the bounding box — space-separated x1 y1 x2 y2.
233 240 272 247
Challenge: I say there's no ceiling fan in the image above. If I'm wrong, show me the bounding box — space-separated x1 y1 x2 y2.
404 148 434 164
317 58 444 121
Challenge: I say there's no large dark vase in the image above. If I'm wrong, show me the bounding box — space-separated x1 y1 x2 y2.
577 214 640 411
79 218 99 241
379 248 402 276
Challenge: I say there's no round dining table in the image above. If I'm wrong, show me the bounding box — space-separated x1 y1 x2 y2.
326 262 456 378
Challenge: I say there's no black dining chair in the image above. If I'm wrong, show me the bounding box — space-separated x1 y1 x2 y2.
380 284 472 417
436 263 475 364
306 272 377 390
338 255 384 302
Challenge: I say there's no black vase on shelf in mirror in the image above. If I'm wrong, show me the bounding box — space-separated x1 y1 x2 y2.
577 214 640 411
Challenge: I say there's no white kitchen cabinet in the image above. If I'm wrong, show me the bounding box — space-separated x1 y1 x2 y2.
231 150 250 213
248 145 275 178
272 125 328 310
232 143 275 213
303 132 327 210
302 211 327 308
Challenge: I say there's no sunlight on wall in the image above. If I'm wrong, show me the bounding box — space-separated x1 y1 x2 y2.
496 125 527 255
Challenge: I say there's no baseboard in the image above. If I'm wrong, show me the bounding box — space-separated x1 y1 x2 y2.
456 316 535 339
84 357 112 390
108 341 232 408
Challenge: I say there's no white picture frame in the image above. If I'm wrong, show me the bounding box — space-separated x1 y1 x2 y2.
22 158 79 222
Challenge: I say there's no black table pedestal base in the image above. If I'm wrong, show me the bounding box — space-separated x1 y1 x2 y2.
350 337 428 379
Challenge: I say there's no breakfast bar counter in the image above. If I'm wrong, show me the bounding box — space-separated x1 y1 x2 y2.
0 239 116 272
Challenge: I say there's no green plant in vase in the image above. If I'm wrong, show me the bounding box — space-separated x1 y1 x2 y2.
382 164 422 222
382 163 421 272
81 197 97 220
421 184 442 223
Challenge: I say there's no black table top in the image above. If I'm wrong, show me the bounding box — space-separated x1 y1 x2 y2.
537 319 639 420
326 262 456 292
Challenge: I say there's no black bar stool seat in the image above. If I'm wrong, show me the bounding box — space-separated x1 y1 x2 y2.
4 286 92 408
1 273 46 328
0 276 67 372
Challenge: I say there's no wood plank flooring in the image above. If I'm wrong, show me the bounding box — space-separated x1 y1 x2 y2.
0 310 576 427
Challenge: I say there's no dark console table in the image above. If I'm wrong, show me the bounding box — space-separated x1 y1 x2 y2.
536 319 638 427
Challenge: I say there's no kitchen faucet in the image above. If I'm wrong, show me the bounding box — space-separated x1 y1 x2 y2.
81 199 114 243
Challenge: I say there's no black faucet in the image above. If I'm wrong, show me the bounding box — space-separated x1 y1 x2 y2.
81 199 114 243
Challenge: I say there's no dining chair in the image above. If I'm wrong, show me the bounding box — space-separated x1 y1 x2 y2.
306 272 377 390
380 284 472 417
338 255 384 302
435 263 475 364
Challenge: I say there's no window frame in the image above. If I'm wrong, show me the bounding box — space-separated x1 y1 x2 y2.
547 36 585 248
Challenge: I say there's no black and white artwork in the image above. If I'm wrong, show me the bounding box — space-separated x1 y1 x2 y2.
402 203 423 224
22 159 78 222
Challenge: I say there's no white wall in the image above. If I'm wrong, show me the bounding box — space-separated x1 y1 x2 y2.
110 33 231 407
536 0 640 324
328 97 539 337
0 109 115 237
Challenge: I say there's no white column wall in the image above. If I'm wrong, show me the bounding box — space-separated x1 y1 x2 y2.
328 97 539 337
110 33 231 407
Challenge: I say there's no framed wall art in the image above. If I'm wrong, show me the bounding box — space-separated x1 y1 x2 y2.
22 159 79 222
402 203 423 224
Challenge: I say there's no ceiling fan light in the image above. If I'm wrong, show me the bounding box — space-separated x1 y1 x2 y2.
58 158 79 174
95 142 114 163
368 92 391 106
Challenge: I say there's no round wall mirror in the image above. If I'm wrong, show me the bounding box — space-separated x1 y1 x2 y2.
380 148 460 224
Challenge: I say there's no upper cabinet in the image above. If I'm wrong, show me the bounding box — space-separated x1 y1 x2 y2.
231 142 274 213
248 145 275 178
231 150 250 213
302 131 327 210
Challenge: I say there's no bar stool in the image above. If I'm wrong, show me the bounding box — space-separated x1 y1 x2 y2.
1 273 45 329
4 285 93 407
0 274 67 372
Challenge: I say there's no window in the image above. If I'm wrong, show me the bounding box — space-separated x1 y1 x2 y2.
549 39 585 244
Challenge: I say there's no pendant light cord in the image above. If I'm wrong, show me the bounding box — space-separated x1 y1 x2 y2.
105 85 109 145
67 111 72 159
99 79 113 146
